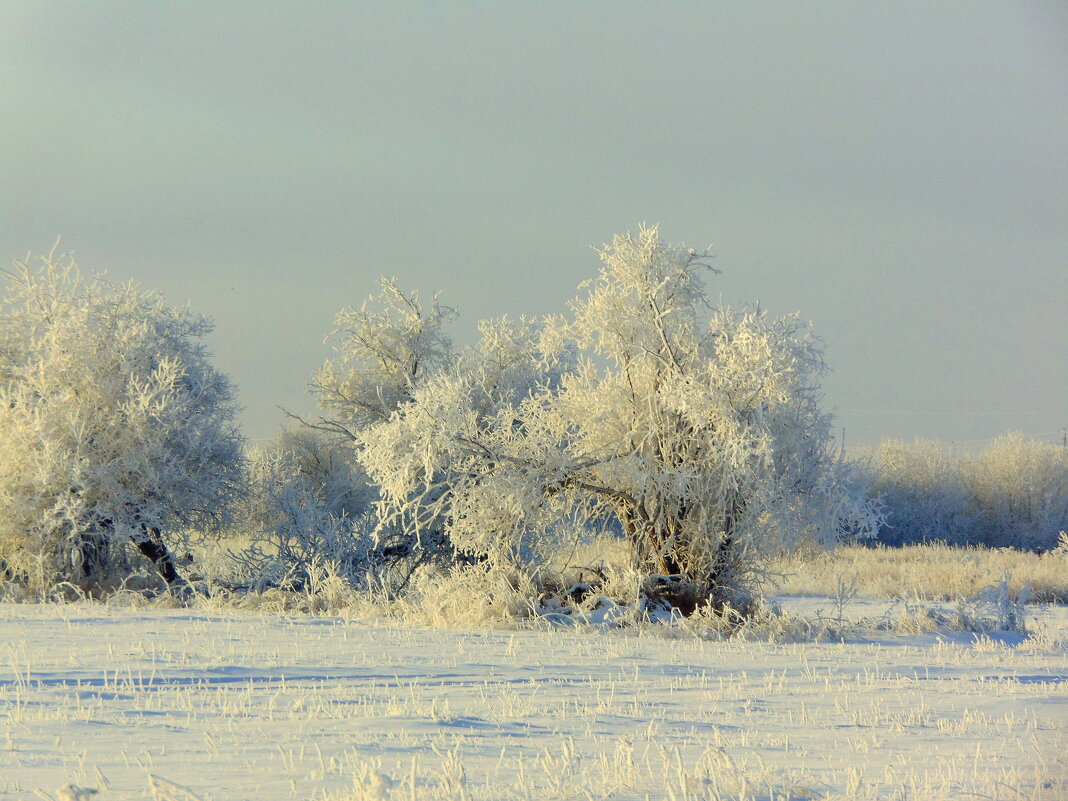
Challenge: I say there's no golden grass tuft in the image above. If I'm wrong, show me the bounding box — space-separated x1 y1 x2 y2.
770 542 1068 603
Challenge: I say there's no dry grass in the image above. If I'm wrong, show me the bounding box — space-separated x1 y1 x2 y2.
770 542 1068 603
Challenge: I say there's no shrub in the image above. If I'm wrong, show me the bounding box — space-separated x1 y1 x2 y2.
863 434 1068 550
226 430 377 591
0 248 242 595
358 227 878 612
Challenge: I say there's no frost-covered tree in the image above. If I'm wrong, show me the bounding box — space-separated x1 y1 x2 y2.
968 433 1068 550
861 439 979 546
357 315 576 565
311 277 456 439
360 227 878 610
230 428 377 589
306 277 461 578
0 249 242 593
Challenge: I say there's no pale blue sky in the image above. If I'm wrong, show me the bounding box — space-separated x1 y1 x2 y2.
3 1 1066 446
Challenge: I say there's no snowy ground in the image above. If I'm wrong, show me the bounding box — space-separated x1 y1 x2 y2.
1 600 1065 801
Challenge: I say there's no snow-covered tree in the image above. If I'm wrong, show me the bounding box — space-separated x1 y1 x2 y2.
230 428 377 589
861 433 1067 550
311 277 456 439
359 227 878 610
861 439 979 546
0 248 242 593
357 315 577 565
305 277 463 579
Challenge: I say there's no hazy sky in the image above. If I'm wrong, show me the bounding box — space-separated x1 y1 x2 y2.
3 1 1066 447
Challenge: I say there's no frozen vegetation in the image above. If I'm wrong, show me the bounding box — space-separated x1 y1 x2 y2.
2 229 1066 799
0 248 242 596
771 542 1068 604
3 229 1064 608
858 437 1068 552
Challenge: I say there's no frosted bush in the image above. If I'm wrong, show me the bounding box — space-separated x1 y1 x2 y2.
0 247 242 595
359 226 879 613
226 431 377 591
863 434 1068 550
952 575 1030 634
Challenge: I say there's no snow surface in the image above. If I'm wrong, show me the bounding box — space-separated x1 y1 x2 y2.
1 600 1065 800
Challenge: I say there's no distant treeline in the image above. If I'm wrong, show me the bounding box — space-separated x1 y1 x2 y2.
856 434 1068 551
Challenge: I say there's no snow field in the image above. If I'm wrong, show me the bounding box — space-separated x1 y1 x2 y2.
1 602 1065 801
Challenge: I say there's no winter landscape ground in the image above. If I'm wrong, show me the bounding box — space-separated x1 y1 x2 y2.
2 593 1066 801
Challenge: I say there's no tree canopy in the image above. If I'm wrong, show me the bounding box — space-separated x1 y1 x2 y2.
351 227 878 608
0 248 242 593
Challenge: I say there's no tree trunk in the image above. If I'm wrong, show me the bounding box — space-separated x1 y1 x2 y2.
76 530 109 587
621 501 684 577
703 501 743 612
135 525 184 587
